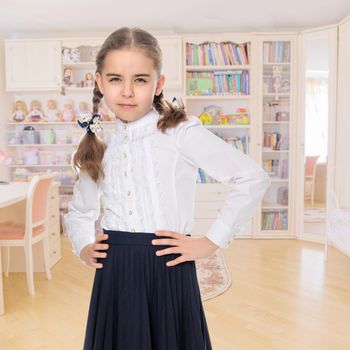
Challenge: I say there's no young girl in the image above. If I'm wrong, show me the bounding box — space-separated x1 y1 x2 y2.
64 27 271 350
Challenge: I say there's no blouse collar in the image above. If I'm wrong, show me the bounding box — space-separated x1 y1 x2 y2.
114 107 160 143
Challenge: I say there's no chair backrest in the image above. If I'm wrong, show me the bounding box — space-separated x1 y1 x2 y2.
305 156 320 177
25 174 54 238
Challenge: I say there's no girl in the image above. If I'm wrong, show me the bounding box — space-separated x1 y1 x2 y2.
64 27 271 350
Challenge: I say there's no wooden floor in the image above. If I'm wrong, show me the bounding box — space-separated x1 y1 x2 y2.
1 235 350 350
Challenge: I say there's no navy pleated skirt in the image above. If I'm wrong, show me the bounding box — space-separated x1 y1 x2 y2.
83 229 212 350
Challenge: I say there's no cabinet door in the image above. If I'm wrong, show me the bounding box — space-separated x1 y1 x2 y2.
157 36 182 89
5 39 61 91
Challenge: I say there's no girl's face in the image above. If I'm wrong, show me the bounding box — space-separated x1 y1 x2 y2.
95 48 165 123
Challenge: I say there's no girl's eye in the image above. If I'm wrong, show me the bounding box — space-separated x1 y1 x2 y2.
108 77 147 83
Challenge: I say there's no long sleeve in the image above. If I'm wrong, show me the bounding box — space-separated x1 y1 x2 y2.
63 170 101 257
175 116 271 249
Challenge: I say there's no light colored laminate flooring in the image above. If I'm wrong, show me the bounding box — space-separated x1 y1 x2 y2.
0 235 349 350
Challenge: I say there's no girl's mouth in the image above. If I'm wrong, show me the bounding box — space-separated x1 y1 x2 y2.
119 104 136 109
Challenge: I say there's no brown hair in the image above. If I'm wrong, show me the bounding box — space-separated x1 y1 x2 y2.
72 27 188 182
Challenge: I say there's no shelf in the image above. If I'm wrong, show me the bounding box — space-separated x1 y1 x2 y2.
263 121 290 124
204 124 250 129
186 65 250 71
7 144 79 147
186 95 251 100
262 203 288 209
263 93 290 97
262 149 289 153
263 62 291 66
8 164 72 168
7 121 117 125
62 62 95 68
62 86 94 92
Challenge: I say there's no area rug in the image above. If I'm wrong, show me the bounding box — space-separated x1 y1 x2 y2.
195 249 232 301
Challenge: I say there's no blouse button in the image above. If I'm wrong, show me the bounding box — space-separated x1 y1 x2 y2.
123 124 127 129
127 191 131 196
131 228 136 232
123 152 127 159
124 171 127 177
128 210 133 215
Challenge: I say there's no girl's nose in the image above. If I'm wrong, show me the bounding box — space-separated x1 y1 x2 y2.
122 83 134 98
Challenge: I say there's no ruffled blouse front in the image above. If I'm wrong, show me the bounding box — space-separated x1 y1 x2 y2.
64 107 271 257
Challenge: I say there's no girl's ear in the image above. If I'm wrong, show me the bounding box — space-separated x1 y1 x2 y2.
95 72 104 95
155 74 166 96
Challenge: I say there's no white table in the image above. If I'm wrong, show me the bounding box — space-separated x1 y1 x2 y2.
0 182 30 315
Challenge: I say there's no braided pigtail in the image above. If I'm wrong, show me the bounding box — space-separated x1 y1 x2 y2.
72 81 107 182
154 92 188 133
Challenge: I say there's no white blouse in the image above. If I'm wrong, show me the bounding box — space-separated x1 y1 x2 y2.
64 107 271 257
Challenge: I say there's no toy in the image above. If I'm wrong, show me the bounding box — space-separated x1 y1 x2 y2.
63 67 73 86
61 99 75 122
46 99 61 122
27 100 45 122
198 105 222 125
11 100 28 122
84 72 94 87
62 47 80 64
199 112 213 125
76 101 92 121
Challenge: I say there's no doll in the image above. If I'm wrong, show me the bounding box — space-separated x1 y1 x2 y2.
11 100 28 122
45 99 62 122
76 101 92 121
27 100 45 122
84 72 94 87
63 68 73 86
61 99 75 122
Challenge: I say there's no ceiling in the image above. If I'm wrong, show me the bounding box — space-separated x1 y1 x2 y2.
0 0 349 38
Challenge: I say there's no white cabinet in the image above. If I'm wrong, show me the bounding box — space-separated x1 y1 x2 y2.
5 39 62 91
4 36 182 92
256 34 298 238
158 35 183 89
183 34 256 240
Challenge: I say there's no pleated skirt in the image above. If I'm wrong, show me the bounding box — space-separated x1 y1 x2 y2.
83 229 213 350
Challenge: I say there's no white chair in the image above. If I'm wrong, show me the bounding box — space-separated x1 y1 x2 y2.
0 174 53 296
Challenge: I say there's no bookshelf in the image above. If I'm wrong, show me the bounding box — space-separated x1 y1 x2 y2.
257 35 298 238
182 34 258 239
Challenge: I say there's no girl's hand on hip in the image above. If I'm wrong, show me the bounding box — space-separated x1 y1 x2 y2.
152 230 219 267
79 234 109 269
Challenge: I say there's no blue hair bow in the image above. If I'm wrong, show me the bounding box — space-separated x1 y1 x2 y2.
77 113 102 134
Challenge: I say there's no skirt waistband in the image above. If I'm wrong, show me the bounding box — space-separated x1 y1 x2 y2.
102 229 191 246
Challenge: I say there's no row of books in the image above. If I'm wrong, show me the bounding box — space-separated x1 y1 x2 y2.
263 131 289 151
225 135 248 154
186 70 250 96
186 41 251 66
197 168 217 183
261 209 288 230
263 41 291 64
263 159 289 179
